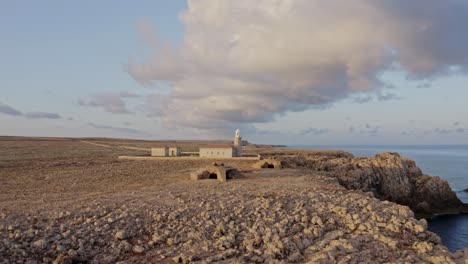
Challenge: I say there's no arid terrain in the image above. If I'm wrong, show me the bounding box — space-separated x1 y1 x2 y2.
0 137 467 263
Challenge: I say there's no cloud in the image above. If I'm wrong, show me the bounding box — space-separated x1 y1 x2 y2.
350 123 382 136
0 101 61 119
432 127 467 135
141 93 168 117
377 93 402 101
434 128 451 134
119 91 142 98
417 82 432 89
365 126 382 136
401 127 419 136
127 0 468 132
453 121 460 126
0 102 22 116
24 112 62 119
88 123 146 135
299 128 331 136
351 92 401 103
79 92 140 114
136 19 160 47
352 96 373 104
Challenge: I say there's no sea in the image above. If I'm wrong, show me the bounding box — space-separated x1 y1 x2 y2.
289 145 468 252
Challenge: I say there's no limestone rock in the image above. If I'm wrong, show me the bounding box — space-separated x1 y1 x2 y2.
132 245 145 254
285 152 464 214
32 239 47 250
253 158 283 169
114 230 127 240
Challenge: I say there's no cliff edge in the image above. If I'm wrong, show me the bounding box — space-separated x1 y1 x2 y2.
280 152 466 215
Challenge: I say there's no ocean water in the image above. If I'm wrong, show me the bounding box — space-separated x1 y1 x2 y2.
290 145 468 251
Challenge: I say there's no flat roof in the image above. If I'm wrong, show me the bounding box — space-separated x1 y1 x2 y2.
200 144 234 149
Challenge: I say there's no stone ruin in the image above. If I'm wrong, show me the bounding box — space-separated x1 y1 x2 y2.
190 163 242 182
253 158 283 169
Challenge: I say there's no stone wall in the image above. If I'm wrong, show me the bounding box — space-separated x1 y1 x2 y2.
199 148 233 158
168 147 181 157
151 148 168 157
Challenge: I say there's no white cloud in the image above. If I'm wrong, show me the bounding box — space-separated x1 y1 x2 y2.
88 122 147 135
0 101 22 116
0 101 61 119
127 0 468 133
24 112 61 119
78 92 141 114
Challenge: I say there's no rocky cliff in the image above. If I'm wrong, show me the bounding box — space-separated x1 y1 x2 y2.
281 152 466 215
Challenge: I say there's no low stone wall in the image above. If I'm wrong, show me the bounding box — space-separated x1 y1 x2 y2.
118 156 259 161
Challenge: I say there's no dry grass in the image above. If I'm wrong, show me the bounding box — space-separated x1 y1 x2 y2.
0 137 258 214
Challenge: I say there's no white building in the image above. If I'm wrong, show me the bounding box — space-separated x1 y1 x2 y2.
151 146 181 157
198 129 243 158
199 145 237 158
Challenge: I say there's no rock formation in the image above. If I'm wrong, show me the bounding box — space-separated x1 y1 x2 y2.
253 158 283 169
281 152 466 215
1 172 467 263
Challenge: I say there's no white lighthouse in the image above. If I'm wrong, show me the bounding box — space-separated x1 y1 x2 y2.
233 129 242 156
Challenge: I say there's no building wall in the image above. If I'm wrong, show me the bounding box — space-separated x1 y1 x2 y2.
199 148 233 158
234 136 242 146
168 147 181 157
151 147 168 157
233 146 242 157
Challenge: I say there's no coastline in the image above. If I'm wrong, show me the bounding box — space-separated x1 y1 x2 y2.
271 145 468 252
1 138 468 262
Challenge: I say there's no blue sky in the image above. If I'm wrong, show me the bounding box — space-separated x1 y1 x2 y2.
1 1 467 145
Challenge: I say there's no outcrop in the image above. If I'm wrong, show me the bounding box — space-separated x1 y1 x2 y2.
1 139 467 263
280 152 466 215
1 172 467 263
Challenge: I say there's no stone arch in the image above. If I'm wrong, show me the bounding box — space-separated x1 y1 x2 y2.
191 166 243 182
191 166 227 182
253 159 283 169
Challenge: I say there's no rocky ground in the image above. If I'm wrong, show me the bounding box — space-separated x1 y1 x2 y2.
263 150 468 216
0 138 467 263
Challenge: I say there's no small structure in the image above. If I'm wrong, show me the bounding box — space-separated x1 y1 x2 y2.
190 165 242 182
253 158 283 169
151 146 181 157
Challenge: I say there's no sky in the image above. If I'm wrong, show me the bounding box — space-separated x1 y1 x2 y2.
1 0 468 145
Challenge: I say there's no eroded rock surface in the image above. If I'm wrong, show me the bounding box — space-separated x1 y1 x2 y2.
281 152 466 215
1 171 467 263
1 139 467 263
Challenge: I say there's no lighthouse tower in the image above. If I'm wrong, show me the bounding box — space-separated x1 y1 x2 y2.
234 129 242 157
